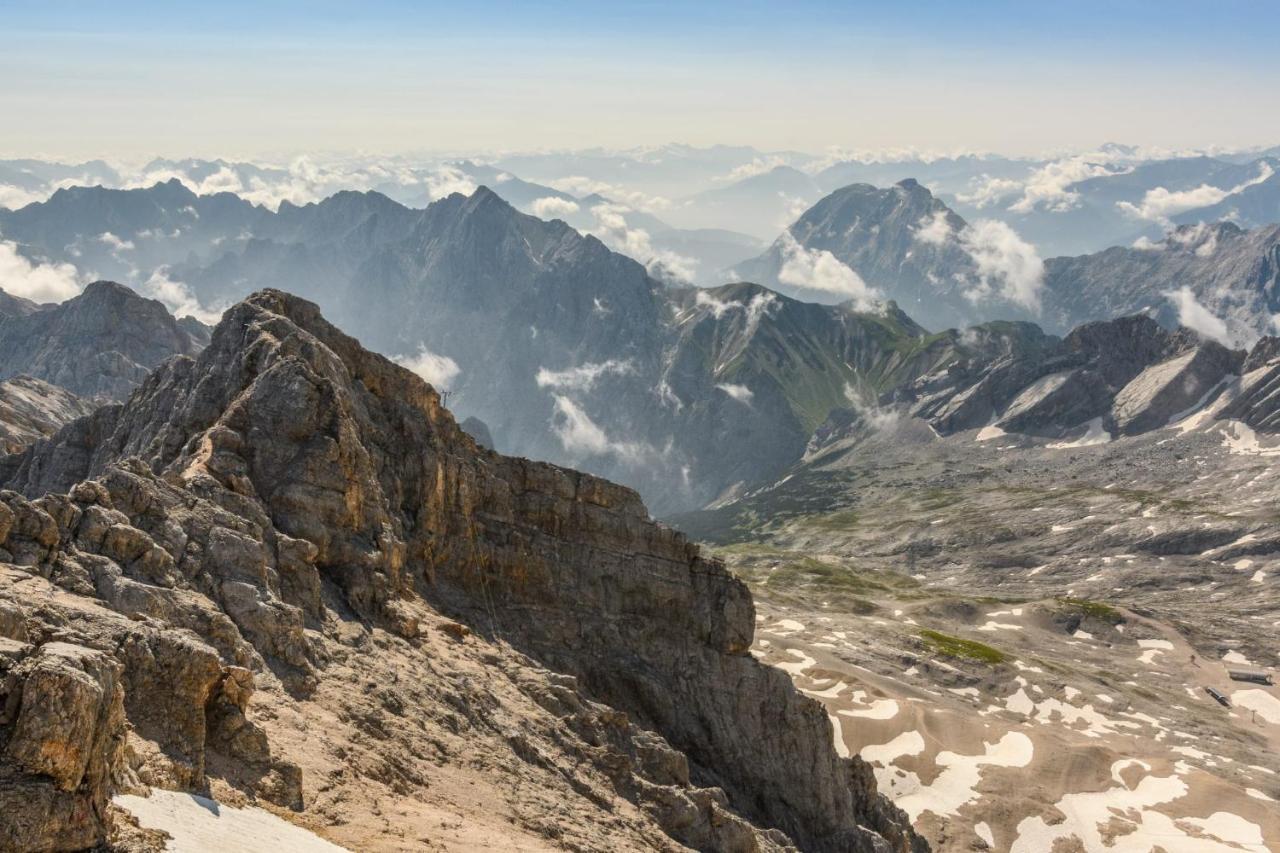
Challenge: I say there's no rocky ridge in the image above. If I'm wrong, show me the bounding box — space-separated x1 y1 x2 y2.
0 280 210 401
0 289 924 852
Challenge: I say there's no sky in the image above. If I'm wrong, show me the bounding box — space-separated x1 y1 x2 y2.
3 0 1280 160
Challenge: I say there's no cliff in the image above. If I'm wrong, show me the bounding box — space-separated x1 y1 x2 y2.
0 289 923 852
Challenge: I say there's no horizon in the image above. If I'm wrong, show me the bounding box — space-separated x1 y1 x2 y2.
4 0 1280 159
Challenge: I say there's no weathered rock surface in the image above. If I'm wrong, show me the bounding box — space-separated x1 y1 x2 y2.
0 376 98 453
0 289 925 852
886 314 1249 441
0 281 210 401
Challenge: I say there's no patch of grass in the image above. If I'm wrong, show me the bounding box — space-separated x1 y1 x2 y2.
808 508 861 530
918 629 1008 664
1057 597 1122 624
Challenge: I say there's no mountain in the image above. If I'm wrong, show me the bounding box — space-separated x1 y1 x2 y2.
0 280 210 400
736 180 1042 331
0 288 923 853
1040 221 1280 345
0 375 97 453
24 184 952 512
0 178 267 286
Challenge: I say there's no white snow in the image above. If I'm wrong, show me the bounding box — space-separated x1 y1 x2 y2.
892 732 1033 822
1233 689 1280 724
114 790 348 853
1046 417 1111 449
860 730 926 765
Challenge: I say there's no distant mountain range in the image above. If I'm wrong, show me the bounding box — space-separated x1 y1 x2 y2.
738 179 1280 345
6 175 1280 513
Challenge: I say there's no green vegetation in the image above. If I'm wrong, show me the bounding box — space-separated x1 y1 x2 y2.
1057 597 1122 623
918 629 1008 664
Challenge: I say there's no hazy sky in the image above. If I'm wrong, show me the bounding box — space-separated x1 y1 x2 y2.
4 0 1279 160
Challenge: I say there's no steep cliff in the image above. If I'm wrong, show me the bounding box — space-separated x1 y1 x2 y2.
0 289 924 852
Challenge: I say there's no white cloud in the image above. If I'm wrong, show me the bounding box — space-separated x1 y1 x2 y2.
1117 162 1274 224
956 219 1044 310
549 395 648 461
718 156 790 183
97 232 135 252
955 175 1023 209
530 196 580 219
1008 156 1130 213
0 240 82 303
776 232 882 310
694 289 737 318
535 359 634 392
1163 287 1232 345
0 184 46 210
423 165 477 201
393 345 461 390
913 210 953 245
843 382 900 432
587 202 697 282
140 267 224 324
716 382 754 404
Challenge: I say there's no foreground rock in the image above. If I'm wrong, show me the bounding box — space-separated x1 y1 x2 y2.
0 289 924 852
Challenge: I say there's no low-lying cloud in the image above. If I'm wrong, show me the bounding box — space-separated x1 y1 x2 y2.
0 239 82 303
588 202 697 282
140 267 224 324
393 345 461 391
1163 287 1233 346
535 359 634 392
531 196 580 219
776 232 881 309
1117 162 1274 224
913 214 1044 310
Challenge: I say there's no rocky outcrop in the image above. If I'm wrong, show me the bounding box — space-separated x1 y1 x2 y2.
891 315 1249 440
0 376 98 453
0 289 924 852
1041 221 1280 344
0 281 209 401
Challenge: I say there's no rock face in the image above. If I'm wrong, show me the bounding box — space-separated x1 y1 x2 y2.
0 376 98 454
888 314 1247 441
0 289 925 852
0 281 210 401
1040 221 1280 345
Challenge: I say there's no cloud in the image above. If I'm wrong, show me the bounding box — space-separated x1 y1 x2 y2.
1116 163 1274 224
1163 287 1231 345
956 219 1044 310
0 184 47 210
718 156 790 183
776 232 882 309
530 196 580 219
955 175 1024 209
843 382 900 432
546 176 671 213
0 240 82 303
549 395 648 461
694 289 737 318
912 210 953 245
535 359 634 392
913 213 1043 309
140 267 224 324
1007 156 1130 213
97 232 135 252
393 345 461 390
587 202 697 282
423 165 477 201
716 382 754 404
